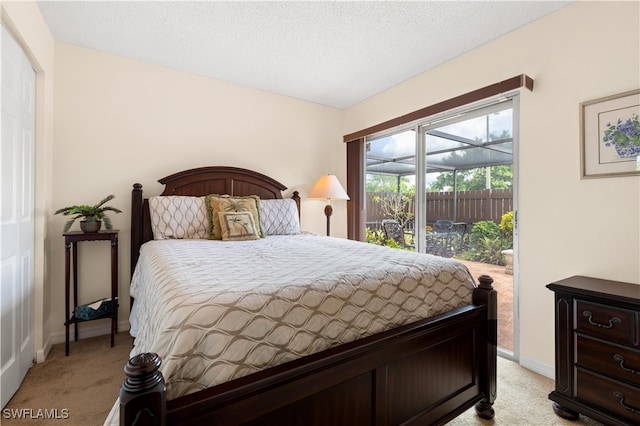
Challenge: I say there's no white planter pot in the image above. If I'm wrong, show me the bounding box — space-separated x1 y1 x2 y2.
501 249 513 275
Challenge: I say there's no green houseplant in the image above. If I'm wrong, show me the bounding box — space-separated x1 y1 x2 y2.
55 194 122 233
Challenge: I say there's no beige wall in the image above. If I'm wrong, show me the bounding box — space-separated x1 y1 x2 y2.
4 1 639 376
49 42 344 344
343 0 640 374
2 1 55 362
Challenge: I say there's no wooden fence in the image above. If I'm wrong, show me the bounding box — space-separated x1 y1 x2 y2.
367 189 513 226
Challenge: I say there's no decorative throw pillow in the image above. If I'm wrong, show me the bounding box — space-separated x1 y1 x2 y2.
259 199 300 235
218 211 260 241
149 196 208 240
205 194 263 240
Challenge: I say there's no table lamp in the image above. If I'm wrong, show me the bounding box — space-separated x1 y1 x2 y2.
308 174 350 236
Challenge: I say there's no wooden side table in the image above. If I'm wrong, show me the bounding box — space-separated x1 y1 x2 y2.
64 230 118 356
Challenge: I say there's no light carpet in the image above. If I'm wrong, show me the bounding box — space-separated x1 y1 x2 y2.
3 333 604 426
2 333 132 426
448 356 602 426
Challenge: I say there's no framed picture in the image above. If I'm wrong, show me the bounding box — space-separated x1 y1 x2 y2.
581 89 640 178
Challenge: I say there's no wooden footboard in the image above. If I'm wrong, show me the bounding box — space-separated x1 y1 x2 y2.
120 276 496 426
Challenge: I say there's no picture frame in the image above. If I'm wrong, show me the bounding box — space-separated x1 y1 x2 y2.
580 89 640 178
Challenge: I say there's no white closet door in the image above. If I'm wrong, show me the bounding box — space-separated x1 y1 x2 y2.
1 24 35 408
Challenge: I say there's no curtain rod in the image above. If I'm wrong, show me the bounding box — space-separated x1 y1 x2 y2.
343 74 534 143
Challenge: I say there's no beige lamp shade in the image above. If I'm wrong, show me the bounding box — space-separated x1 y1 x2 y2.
308 175 350 200
308 174 349 236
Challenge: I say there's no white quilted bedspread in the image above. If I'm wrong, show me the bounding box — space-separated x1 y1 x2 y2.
129 234 476 400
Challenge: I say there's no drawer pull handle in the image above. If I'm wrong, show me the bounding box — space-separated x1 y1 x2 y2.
613 354 640 375
614 391 640 415
582 311 621 329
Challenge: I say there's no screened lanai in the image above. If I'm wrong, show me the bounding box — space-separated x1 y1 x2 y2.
365 101 515 254
367 130 512 178
366 102 514 186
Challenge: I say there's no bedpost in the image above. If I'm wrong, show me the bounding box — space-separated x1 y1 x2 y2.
120 352 166 426
292 191 301 218
472 274 497 419
131 183 143 279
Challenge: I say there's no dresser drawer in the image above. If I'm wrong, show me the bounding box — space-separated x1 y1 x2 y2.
577 335 640 386
575 300 636 345
576 369 640 423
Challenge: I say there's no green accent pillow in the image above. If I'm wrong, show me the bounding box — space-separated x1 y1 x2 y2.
205 194 263 240
218 211 260 241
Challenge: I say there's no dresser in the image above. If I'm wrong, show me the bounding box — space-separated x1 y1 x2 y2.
547 276 640 425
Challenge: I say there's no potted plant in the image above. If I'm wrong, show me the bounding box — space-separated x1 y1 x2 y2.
55 194 122 233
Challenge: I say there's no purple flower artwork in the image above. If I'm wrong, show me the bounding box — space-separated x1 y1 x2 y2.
602 113 640 158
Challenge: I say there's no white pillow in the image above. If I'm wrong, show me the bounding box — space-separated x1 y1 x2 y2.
149 196 208 239
259 199 300 235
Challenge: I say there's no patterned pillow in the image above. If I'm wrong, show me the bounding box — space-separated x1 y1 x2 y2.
259 199 300 235
205 195 263 240
218 212 260 241
149 196 208 240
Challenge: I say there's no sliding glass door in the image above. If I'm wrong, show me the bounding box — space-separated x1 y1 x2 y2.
365 129 416 249
364 97 518 358
418 101 514 256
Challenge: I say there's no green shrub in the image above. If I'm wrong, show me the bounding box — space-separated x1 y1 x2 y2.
460 220 508 265
459 236 505 264
499 211 514 234
366 228 385 245
469 220 501 244
499 211 514 248
366 227 404 249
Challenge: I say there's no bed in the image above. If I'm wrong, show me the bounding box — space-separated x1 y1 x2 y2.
117 166 497 426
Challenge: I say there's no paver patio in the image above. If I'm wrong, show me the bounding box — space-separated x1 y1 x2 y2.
455 258 514 352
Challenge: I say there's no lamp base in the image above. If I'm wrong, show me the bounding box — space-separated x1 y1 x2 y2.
324 204 333 236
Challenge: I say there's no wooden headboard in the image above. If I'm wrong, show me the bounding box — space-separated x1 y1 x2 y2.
130 166 300 277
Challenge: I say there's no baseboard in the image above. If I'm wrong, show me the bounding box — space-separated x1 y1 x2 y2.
35 320 130 363
48 320 131 347
519 354 554 379
35 336 52 363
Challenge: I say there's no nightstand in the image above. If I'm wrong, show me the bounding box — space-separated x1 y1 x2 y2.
64 230 118 356
547 275 640 425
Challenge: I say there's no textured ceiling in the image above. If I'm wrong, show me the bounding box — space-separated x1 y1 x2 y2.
37 1 571 109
